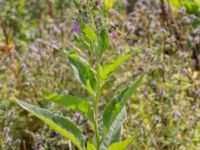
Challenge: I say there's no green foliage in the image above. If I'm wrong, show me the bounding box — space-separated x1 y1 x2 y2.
15 5 144 149
80 21 97 42
1 0 200 149
100 51 139 81
87 141 96 150
99 28 109 57
16 100 85 150
102 75 144 131
100 108 127 150
107 131 139 150
169 0 200 25
69 52 97 94
43 92 93 121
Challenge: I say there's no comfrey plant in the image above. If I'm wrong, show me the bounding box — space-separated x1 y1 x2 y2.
16 2 144 150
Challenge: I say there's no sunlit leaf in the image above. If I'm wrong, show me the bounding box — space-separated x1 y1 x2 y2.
104 0 113 11
80 21 96 41
16 100 85 150
103 74 144 130
69 52 96 94
100 51 139 81
100 108 127 150
43 92 93 121
87 141 96 150
107 130 139 150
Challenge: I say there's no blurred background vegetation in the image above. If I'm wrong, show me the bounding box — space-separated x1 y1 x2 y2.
0 0 200 149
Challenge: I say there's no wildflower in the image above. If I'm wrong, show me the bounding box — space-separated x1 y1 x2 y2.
192 105 197 111
183 16 191 24
195 27 200 35
160 28 167 34
72 21 80 33
151 80 156 86
6 137 12 145
190 14 197 21
95 0 100 6
3 127 10 136
110 32 118 39
158 90 165 98
122 0 128 6
173 111 181 120
179 68 187 74
179 7 186 13
50 131 58 138
109 9 120 16
196 89 200 98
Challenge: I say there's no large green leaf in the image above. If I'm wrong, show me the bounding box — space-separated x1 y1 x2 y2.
102 74 144 132
99 28 109 56
87 141 96 150
69 52 96 94
80 21 96 41
43 92 93 121
100 51 138 81
100 108 127 150
16 100 85 150
107 130 139 150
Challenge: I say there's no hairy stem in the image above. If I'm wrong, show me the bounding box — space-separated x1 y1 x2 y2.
93 59 101 150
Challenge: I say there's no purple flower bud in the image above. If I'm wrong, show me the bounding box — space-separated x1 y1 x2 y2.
160 28 167 34
195 27 200 35
111 32 118 39
72 21 80 33
196 89 200 98
6 137 12 145
179 7 186 13
173 111 181 120
95 0 100 6
3 127 10 136
122 0 128 6
158 90 165 98
190 14 197 20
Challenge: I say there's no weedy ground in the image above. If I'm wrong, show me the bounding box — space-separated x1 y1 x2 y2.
0 0 200 150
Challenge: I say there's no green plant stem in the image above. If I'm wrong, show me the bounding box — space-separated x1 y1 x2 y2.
93 59 101 150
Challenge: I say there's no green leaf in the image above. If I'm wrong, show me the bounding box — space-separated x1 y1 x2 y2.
80 21 96 41
74 34 92 52
99 28 109 56
104 0 114 11
87 141 96 150
100 108 127 150
16 100 85 150
18 0 25 15
101 51 138 81
103 74 144 131
69 52 96 94
43 92 93 121
73 0 80 8
107 130 139 150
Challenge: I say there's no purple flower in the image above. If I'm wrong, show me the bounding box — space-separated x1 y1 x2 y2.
72 21 80 33
179 7 186 13
111 32 118 39
122 0 128 6
173 111 181 120
95 0 100 6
